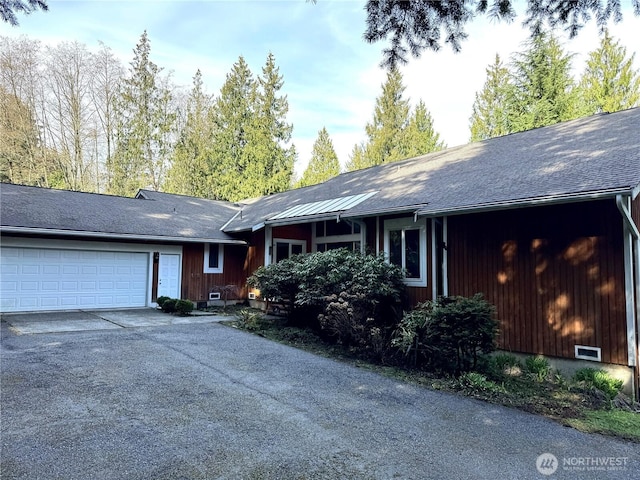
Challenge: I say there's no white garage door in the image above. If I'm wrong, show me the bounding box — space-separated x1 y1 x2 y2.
0 247 149 312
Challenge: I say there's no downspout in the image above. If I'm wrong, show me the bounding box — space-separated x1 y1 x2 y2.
616 194 639 400
443 216 449 297
431 218 437 301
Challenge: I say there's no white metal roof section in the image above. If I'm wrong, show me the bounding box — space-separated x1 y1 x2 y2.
268 191 378 221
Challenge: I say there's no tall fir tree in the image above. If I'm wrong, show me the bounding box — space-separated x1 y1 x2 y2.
508 31 582 132
164 70 213 197
248 52 295 196
579 30 640 114
296 127 340 188
209 56 257 201
110 31 175 196
401 100 446 157
346 68 410 171
469 54 514 142
209 54 295 202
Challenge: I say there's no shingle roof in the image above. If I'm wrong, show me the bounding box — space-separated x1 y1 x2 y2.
0 184 242 243
2 109 638 239
224 108 640 232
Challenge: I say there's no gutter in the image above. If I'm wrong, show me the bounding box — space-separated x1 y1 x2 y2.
416 188 632 218
0 226 247 245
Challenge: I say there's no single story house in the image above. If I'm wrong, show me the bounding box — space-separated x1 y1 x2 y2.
1 108 639 396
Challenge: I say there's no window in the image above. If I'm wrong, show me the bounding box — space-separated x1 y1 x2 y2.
384 218 427 286
273 239 306 262
203 243 224 273
314 220 363 253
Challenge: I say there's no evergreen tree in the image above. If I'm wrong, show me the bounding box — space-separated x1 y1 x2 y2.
347 69 444 171
209 56 256 201
508 31 582 132
347 143 368 172
164 70 213 197
248 52 296 196
469 54 514 142
209 54 295 202
296 127 340 188
401 100 446 157
579 30 640 114
346 68 410 171
110 31 176 196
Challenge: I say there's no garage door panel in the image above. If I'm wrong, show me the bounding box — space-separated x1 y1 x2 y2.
0 247 149 312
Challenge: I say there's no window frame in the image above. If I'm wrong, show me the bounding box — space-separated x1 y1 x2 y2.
383 218 427 287
313 219 364 253
273 238 306 263
203 243 224 274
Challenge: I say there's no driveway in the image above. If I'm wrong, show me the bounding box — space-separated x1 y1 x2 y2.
1 308 227 334
1 318 638 480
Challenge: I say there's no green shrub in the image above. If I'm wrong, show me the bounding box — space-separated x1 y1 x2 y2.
492 353 523 377
392 294 499 374
457 372 507 395
156 296 170 307
236 308 265 331
161 298 177 313
247 255 306 316
248 249 406 330
175 299 194 315
574 368 623 400
524 356 551 382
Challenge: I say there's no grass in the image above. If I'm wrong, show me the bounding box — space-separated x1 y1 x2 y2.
223 311 640 443
566 410 640 442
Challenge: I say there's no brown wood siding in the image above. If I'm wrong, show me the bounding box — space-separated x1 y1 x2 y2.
633 195 640 230
180 243 249 302
447 200 628 365
272 224 312 244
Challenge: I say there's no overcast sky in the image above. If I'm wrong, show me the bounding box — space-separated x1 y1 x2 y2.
2 0 639 175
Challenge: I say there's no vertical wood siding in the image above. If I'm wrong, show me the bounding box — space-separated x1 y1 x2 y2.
272 224 312 243
181 243 249 302
447 200 628 365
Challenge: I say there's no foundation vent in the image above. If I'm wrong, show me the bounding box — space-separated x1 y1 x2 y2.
575 345 601 362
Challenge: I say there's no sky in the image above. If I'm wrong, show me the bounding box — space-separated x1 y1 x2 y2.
2 0 639 176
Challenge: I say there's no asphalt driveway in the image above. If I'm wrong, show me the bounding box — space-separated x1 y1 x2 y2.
1 317 638 479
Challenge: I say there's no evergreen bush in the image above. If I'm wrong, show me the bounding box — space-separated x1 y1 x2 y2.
161 298 177 313
393 294 499 374
175 299 194 315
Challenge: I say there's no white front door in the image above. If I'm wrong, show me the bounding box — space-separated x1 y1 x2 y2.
158 253 180 299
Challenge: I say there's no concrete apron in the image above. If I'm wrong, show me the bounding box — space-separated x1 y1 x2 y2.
0 308 229 335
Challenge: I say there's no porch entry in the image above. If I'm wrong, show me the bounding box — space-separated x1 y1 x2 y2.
158 253 180 299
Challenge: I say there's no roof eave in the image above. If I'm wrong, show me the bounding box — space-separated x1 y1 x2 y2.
416 188 634 218
0 226 247 245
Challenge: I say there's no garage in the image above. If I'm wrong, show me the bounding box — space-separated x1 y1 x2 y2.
0 247 149 313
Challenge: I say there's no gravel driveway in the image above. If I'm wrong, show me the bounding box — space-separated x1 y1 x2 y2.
1 320 638 479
